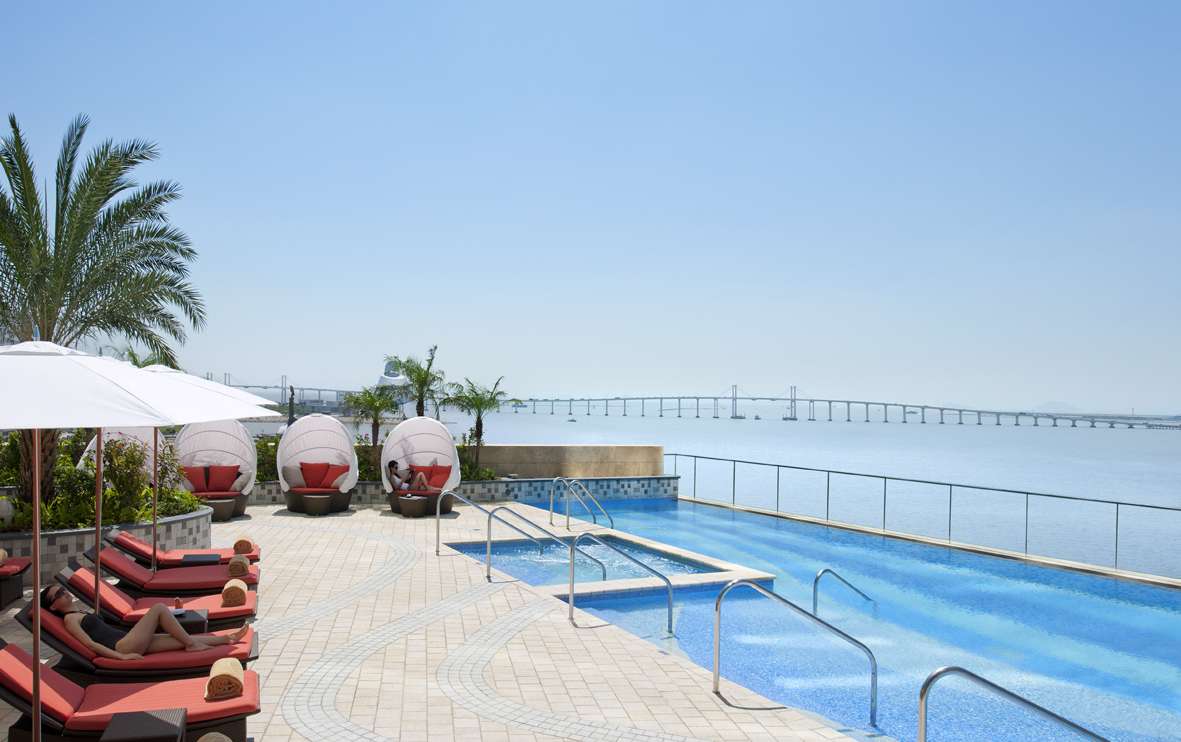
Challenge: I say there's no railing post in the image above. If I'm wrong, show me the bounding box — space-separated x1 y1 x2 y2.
825 471 831 521
882 479 887 531
693 457 697 500
732 460 736 505
947 485 953 541
1024 493 1030 554
1114 503 1120 569
775 466 780 512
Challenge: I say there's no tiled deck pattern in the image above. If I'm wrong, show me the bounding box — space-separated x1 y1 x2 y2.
0 504 856 741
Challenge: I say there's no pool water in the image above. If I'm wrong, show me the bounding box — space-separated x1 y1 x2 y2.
527 498 1181 741
447 534 713 586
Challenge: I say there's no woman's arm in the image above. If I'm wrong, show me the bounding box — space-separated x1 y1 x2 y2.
63 615 141 661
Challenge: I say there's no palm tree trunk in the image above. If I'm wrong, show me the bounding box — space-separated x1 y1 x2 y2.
473 414 484 470
18 429 59 503
416 396 425 417
371 418 381 469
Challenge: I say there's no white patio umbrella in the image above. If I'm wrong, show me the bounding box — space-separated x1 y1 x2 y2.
142 364 278 407
0 341 277 742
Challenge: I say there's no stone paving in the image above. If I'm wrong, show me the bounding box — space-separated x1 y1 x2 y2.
0 503 859 741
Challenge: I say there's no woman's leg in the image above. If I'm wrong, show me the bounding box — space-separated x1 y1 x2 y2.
116 603 209 654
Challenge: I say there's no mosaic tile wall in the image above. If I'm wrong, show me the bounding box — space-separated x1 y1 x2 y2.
248 476 679 507
0 505 212 585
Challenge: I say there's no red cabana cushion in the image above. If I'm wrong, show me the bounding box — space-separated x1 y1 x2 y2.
427 465 451 488
299 462 331 488
0 645 84 723
0 557 31 577
67 672 260 731
207 465 240 492
322 463 349 489
183 466 207 493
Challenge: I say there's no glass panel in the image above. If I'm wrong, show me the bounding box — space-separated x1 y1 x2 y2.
882 480 952 540
1027 496 1115 567
776 467 828 519
1113 505 1181 578
734 462 777 511
827 473 884 529
691 457 735 505
948 487 1025 553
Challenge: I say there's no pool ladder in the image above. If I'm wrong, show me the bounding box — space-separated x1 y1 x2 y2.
432 491 609 583
548 477 614 530
567 531 675 636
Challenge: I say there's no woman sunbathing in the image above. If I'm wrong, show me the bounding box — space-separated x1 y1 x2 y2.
388 459 440 493
40 584 248 661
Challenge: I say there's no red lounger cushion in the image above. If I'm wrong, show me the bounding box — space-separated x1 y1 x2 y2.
110 532 260 565
299 462 331 488
0 645 85 724
67 672 259 731
183 466 207 493
130 591 258 622
66 568 141 617
207 465 240 492
99 548 258 589
93 628 253 670
289 487 338 494
0 557 31 578
322 463 349 489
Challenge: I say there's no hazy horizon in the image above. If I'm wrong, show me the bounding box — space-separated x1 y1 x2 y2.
7 2 1180 412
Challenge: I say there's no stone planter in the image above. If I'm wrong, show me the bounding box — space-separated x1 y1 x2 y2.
0 506 213 586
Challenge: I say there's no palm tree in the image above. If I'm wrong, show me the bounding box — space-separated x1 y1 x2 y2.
0 114 205 501
448 377 512 471
384 345 445 417
106 344 170 368
343 385 401 468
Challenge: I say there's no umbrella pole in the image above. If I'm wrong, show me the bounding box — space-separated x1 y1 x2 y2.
94 429 102 613
31 428 42 742
151 428 158 573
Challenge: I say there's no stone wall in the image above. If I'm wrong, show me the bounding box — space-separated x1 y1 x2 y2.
248 475 679 507
0 506 213 586
476 444 664 478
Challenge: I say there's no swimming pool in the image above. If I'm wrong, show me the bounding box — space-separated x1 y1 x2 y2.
447 533 714 586
528 498 1181 741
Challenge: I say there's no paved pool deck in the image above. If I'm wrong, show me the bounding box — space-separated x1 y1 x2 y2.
1 502 860 741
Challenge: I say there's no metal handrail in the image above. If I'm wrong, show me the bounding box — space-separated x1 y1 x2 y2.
434 491 543 556
547 477 570 526
812 568 874 617
568 532 674 634
568 479 614 529
550 477 599 529
484 506 607 582
917 666 1107 741
713 579 878 727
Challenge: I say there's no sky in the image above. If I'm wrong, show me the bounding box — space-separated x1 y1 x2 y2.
4 2 1180 412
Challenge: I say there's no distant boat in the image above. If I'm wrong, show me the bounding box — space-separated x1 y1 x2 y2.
754 414 761 420
512 401 528 409
567 417 577 423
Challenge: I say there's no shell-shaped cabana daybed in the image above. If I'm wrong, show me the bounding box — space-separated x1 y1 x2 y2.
174 420 257 518
276 413 359 514
381 416 461 515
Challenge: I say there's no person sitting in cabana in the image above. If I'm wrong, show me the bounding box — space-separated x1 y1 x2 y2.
387 459 441 494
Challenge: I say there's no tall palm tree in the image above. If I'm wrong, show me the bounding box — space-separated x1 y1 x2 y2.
384 345 445 417
0 114 205 501
448 377 512 471
343 385 401 467
106 344 170 368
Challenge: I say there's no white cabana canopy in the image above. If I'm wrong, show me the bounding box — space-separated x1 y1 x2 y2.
381 416 461 493
174 419 258 495
276 413 359 492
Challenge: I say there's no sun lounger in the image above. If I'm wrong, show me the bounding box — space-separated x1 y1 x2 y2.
83 548 259 597
14 604 257 681
0 641 259 740
104 530 260 567
57 564 257 631
0 557 32 609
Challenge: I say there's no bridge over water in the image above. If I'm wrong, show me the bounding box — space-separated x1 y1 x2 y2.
510 387 1181 430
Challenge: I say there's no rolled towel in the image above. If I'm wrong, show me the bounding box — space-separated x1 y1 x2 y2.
233 538 254 555
227 554 249 577
205 657 244 701
221 579 247 607
196 734 232 742
0 549 7 564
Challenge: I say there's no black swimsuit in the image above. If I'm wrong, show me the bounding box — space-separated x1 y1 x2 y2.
70 612 128 651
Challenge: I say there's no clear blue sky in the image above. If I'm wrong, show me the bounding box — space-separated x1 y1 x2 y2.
6 2 1180 412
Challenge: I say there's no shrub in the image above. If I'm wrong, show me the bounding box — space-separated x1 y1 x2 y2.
255 435 279 481
151 486 204 519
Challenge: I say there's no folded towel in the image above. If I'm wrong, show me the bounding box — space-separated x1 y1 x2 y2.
221 579 247 607
233 538 254 555
195 733 232 742
205 657 244 701
226 555 249 577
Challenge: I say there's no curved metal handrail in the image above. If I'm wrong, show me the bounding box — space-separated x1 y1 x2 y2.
568 532 674 635
568 479 614 529
812 568 875 617
918 666 1107 741
434 491 542 557
486 506 607 582
714 579 878 726
548 477 570 526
